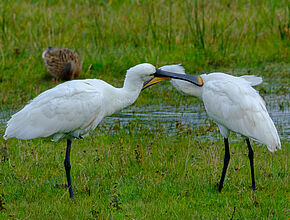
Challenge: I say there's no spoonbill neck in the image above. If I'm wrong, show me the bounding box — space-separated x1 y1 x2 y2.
171 76 204 99
104 77 143 115
120 81 142 106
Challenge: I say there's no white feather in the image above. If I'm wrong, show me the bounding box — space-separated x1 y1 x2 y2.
240 75 263 86
171 71 281 152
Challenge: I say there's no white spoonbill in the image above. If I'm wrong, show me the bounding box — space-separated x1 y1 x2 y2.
3 63 203 199
143 64 281 191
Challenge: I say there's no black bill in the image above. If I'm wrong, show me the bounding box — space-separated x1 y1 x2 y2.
142 68 203 90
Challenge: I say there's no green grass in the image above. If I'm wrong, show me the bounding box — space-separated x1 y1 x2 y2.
0 122 289 219
0 0 289 219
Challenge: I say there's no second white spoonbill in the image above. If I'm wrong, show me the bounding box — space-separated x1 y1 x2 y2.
143 64 281 191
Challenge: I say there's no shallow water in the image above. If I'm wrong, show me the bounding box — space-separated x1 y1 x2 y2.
0 95 289 141
103 100 290 141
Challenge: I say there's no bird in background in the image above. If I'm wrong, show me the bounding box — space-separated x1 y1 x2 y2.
144 64 281 191
4 63 203 199
42 47 82 83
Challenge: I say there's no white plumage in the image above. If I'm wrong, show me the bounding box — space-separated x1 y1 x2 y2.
160 64 281 191
201 73 280 152
166 65 281 151
4 79 132 141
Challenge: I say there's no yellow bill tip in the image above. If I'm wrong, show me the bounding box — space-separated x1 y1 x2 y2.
198 75 203 86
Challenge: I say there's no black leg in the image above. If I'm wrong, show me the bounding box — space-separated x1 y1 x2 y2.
246 139 256 190
64 139 74 199
218 138 230 192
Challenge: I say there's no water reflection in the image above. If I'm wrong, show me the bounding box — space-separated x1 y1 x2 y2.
103 101 289 141
0 96 289 141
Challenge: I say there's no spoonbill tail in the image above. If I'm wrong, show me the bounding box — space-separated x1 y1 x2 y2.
144 64 281 191
4 63 202 199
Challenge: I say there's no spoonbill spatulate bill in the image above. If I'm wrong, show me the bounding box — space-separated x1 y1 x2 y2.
144 64 281 191
3 63 203 199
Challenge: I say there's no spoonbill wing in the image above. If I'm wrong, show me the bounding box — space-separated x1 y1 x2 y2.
4 79 106 141
202 78 280 151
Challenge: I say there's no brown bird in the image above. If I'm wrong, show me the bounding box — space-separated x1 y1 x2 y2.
42 47 82 82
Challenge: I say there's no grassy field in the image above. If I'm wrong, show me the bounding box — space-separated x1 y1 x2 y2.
0 0 289 219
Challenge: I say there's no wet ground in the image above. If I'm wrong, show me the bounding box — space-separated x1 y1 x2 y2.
1 95 288 141
104 100 289 141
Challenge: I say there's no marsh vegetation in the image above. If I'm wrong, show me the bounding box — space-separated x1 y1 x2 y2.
0 0 289 219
